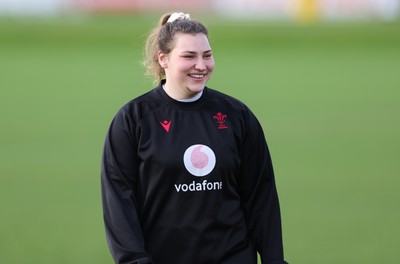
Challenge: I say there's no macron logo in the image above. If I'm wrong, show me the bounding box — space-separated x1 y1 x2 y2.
160 120 171 132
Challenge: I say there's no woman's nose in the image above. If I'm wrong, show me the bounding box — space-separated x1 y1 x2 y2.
194 58 206 70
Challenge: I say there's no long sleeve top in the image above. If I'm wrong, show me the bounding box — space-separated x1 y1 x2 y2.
101 81 288 264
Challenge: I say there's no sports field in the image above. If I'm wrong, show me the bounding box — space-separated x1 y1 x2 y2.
1 14 399 263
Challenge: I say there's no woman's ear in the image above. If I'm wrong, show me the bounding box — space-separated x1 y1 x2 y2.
158 51 168 69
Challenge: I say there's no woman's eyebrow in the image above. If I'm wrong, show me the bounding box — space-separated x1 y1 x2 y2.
181 50 212 54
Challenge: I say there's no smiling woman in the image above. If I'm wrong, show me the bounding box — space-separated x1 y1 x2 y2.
101 12 289 264
144 12 214 100
158 33 214 100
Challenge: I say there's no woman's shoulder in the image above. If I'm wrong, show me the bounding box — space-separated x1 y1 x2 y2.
206 87 250 112
125 87 160 107
113 87 164 121
206 87 262 129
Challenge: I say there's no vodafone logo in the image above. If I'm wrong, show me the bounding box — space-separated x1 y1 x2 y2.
176 144 221 192
183 144 216 177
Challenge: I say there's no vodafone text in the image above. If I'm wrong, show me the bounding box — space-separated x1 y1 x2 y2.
174 180 223 192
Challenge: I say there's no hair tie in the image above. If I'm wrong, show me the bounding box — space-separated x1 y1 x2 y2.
167 12 191 23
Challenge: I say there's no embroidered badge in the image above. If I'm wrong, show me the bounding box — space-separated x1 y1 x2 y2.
213 112 228 129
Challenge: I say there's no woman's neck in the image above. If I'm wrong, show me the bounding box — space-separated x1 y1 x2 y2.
163 83 203 102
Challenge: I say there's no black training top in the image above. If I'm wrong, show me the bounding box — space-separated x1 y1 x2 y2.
101 81 288 264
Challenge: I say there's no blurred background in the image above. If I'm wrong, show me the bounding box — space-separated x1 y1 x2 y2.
1 0 399 263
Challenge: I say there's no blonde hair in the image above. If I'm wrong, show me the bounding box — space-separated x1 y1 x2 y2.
144 12 209 83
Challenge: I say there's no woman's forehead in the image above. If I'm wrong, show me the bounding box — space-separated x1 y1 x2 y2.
172 33 211 52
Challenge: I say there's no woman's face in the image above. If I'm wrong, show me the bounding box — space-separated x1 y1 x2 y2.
159 33 215 100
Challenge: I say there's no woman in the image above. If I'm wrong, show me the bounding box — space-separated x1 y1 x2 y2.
101 12 288 264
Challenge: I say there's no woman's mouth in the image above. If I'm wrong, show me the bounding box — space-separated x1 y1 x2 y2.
189 74 206 79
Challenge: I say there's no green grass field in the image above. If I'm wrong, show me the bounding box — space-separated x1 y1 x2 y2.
1 14 399 263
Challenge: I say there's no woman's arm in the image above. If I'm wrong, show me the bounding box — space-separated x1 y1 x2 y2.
101 109 154 264
238 108 288 264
